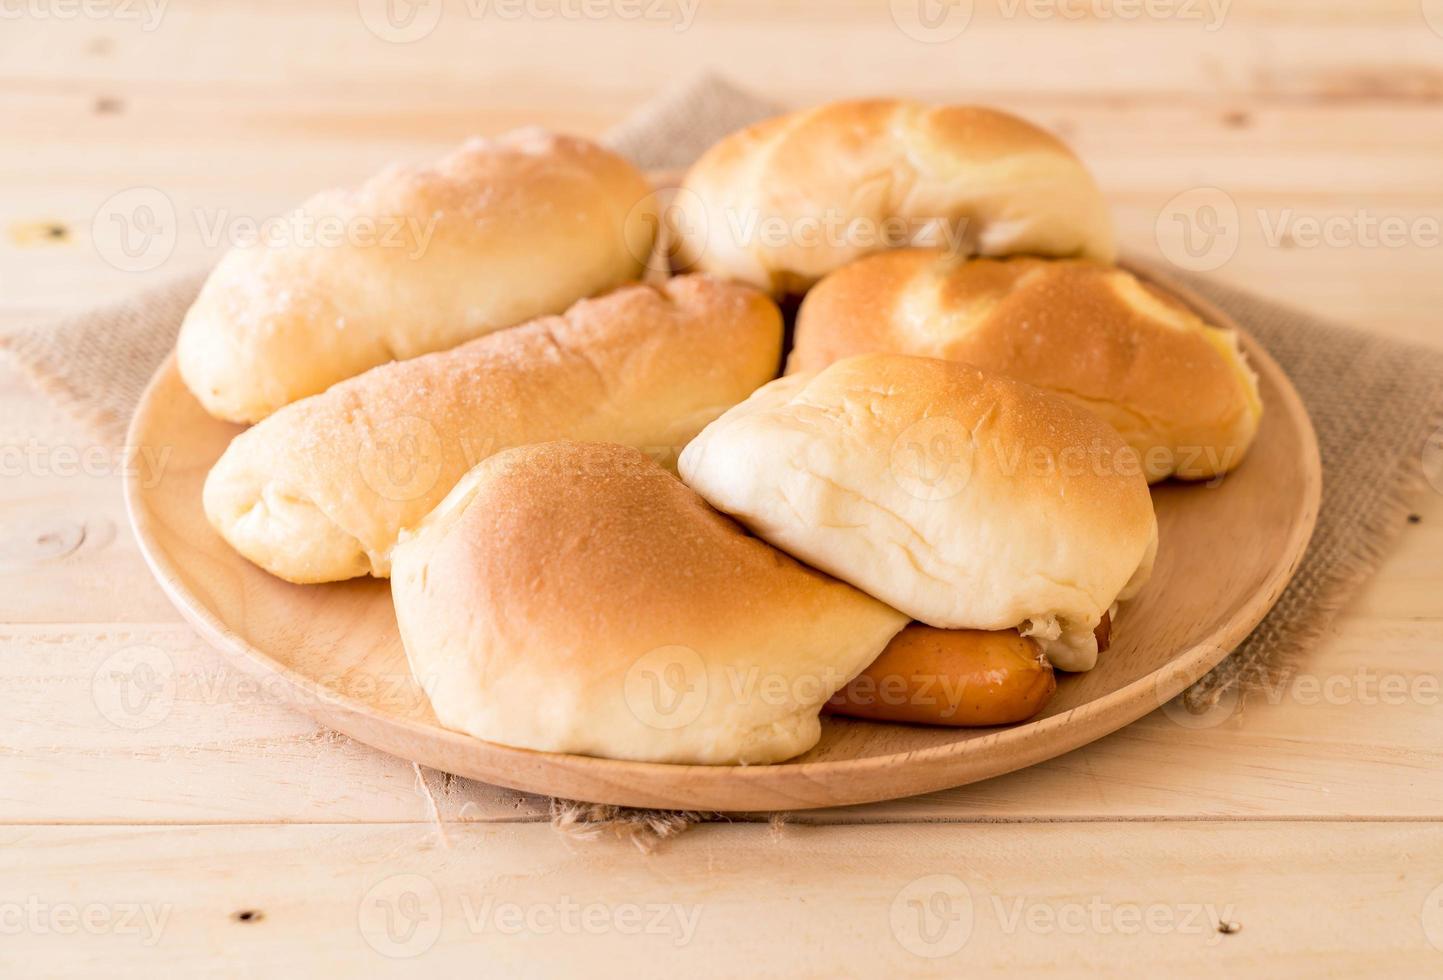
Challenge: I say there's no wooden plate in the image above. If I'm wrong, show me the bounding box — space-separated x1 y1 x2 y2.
124 270 1320 811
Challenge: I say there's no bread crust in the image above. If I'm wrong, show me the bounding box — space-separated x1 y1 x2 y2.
679 353 1158 671
391 442 908 765
204 276 782 584
179 130 657 422
790 250 1262 481
673 99 1114 295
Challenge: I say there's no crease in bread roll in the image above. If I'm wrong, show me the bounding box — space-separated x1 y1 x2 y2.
390 442 909 765
178 129 657 422
789 249 1263 482
672 99 1114 296
204 275 783 584
678 353 1158 672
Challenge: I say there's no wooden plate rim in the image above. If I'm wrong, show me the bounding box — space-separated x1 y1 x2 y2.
122 263 1321 810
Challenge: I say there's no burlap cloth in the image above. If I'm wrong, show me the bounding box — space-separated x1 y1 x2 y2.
7 77 1443 848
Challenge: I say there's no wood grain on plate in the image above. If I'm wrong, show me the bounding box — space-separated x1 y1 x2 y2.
123 274 1320 811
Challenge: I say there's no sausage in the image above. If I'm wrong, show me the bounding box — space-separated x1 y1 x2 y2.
825 625 1056 727
1095 611 1112 654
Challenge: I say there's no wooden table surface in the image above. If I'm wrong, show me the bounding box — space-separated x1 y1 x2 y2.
3 1 1443 975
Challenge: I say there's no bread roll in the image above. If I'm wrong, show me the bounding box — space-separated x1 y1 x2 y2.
826 626 1055 727
678 354 1157 672
790 250 1262 482
672 99 1114 296
391 442 909 765
178 129 656 422
204 276 782 584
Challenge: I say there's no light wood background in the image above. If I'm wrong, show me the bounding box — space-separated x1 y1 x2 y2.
3 1 1443 974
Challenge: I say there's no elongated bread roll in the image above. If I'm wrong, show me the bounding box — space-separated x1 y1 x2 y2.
672 99 1114 296
179 129 656 422
679 354 1157 672
790 250 1263 482
391 442 908 765
204 275 782 584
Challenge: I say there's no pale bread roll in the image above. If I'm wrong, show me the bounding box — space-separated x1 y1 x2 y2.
678 354 1157 672
179 129 656 423
789 250 1262 482
391 442 908 765
672 99 1114 296
204 276 782 584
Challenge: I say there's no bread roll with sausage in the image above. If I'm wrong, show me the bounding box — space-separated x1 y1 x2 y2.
672 99 1114 296
179 129 656 422
204 276 782 584
789 250 1262 482
391 442 909 765
826 626 1055 727
679 354 1157 672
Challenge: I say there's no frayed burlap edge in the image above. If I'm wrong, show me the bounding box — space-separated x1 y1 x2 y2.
549 800 726 853
1184 395 1443 716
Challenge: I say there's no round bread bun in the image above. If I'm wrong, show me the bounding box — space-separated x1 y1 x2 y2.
203 275 782 585
390 442 909 765
678 354 1158 672
789 250 1262 482
178 129 656 423
671 99 1114 296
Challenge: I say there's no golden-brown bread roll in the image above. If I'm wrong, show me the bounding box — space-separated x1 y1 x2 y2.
178 129 656 423
204 276 782 584
789 250 1262 482
671 99 1114 296
825 626 1055 727
679 354 1157 672
391 442 909 765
